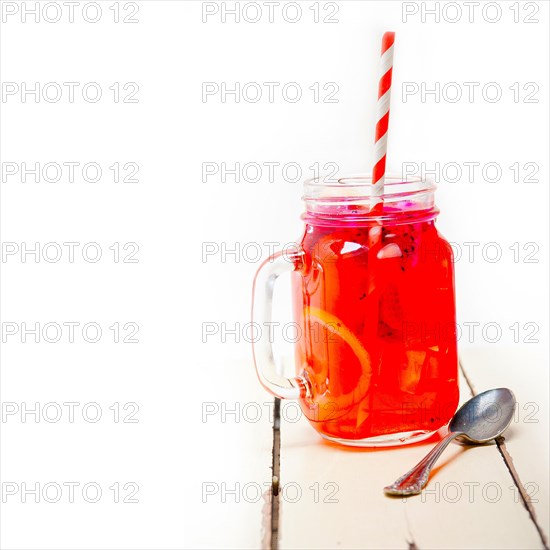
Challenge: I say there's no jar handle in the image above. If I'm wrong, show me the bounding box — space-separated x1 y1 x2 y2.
252 249 307 399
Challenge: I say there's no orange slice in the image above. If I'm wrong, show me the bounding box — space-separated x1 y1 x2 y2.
302 306 373 421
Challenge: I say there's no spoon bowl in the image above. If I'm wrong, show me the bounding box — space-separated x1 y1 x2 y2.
450 387 516 443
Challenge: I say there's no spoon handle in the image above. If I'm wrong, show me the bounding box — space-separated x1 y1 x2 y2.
384 432 461 496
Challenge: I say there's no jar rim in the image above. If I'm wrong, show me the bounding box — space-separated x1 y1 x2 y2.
302 174 438 225
303 174 436 202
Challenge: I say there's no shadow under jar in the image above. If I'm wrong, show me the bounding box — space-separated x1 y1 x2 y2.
252 176 459 447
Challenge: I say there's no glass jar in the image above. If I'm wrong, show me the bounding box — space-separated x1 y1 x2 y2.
252 175 459 446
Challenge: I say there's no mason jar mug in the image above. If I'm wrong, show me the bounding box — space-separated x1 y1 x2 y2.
252 176 459 447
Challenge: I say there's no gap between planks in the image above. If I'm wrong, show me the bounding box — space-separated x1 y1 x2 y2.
267 398 281 550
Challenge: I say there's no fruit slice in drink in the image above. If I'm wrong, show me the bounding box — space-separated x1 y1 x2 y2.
301 306 373 422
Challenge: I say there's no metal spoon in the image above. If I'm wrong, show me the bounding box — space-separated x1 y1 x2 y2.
384 388 516 496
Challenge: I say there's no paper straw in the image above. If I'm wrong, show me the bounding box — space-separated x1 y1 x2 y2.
372 31 395 198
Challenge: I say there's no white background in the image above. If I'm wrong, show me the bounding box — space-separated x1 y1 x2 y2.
0 1 548 548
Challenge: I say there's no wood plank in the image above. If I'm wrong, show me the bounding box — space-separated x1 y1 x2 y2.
183 359 277 549
460 347 549 548
0 354 274 550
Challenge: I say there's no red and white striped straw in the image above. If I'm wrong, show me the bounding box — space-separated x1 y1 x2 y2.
372 31 395 198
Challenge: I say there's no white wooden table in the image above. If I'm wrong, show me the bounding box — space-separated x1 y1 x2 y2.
194 347 548 550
